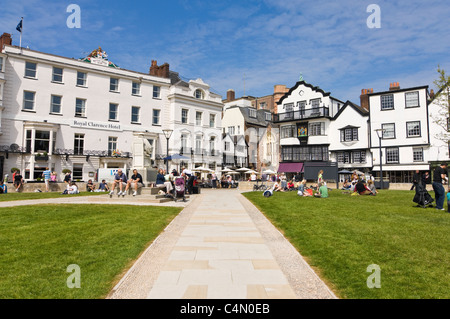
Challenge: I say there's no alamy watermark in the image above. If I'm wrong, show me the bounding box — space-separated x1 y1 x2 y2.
66 4 81 29
366 264 381 288
367 4 381 29
67 264 81 288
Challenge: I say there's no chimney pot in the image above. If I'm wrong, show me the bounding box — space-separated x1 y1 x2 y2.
0 32 12 48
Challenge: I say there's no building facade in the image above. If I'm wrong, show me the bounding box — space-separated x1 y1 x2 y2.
274 80 345 176
0 33 223 182
368 82 431 183
167 74 223 172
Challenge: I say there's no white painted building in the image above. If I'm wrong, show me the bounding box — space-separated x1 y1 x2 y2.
222 97 277 171
329 100 372 173
274 80 345 176
368 83 431 183
166 74 223 171
0 33 224 182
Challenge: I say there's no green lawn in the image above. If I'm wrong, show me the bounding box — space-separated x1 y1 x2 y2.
0 204 182 299
243 190 450 299
0 191 105 202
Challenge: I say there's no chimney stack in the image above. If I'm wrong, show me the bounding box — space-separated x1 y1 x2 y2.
389 82 400 91
226 89 235 102
149 60 170 78
0 33 12 49
360 88 373 111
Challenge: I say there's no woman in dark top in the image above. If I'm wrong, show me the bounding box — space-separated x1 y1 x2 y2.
156 168 166 186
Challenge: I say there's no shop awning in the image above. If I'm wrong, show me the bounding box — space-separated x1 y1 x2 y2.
278 162 304 173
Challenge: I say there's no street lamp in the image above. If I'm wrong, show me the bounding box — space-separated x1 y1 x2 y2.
375 128 384 189
162 129 173 173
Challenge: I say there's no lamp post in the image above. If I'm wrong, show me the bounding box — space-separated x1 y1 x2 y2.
162 129 173 173
375 128 384 189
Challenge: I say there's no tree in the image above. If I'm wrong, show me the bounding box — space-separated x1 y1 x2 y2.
430 66 450 145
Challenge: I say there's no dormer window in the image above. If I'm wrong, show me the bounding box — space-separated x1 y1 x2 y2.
249 108 257 118
194 89 204 99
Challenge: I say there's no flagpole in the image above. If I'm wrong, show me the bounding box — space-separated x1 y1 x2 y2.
19 17 23 48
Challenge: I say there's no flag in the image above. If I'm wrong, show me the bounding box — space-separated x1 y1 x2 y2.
16 19 22 33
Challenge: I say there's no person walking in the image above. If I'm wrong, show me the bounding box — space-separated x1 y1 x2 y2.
42 167 52 192
211 172 218 189
410 170 420 190
432 163 448 211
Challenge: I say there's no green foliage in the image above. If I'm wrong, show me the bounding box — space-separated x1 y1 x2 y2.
244 190 450 299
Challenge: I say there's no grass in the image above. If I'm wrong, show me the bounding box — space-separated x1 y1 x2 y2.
243 189 450 299
0 204 182 299
0 191 106 202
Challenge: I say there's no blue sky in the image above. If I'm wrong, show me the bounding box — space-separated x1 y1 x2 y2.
1 0 449 104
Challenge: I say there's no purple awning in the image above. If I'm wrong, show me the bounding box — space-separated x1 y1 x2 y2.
278 162 304 173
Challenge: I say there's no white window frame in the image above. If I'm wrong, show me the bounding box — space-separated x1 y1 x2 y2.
109 103 119 121
52 66 63 83
132 81 141 95
406 121 421 138
75 98 86 117
386 147 399 164
23 91 36 111
152 109 160 125
77 71 87 87
25 61 37 78
405 91 419 108
74 133 84 155
381 94 394 110
108 136 118 154
181 109 188 124
153 86 161 99
131 106 140 123
413 147 423 162
196 111 202 126
309 122 325 136
50 95 62 114
110 77 119 92
382 123 395 139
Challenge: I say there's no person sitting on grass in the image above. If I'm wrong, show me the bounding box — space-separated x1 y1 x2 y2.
287 180 295 191
342 179 351 190
272 182 284 192
86 179 96 192
353 180 373 195
367 179 378 196
98 179 109 192
67 181 79 194
314 182 329 198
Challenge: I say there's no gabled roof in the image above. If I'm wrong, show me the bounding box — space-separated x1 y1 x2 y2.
239 107 272 127
333 100 369 120
277 81 331 105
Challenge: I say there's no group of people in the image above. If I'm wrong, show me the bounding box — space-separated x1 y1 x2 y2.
412 163 449 211
342 179 378 196
108 169 143 197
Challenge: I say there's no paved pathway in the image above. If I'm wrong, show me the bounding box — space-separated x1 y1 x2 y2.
108 189 337 299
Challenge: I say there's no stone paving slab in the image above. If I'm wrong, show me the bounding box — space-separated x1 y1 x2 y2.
108 189 337 299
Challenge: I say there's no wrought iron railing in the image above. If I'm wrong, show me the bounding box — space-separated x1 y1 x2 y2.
273 107 330 122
